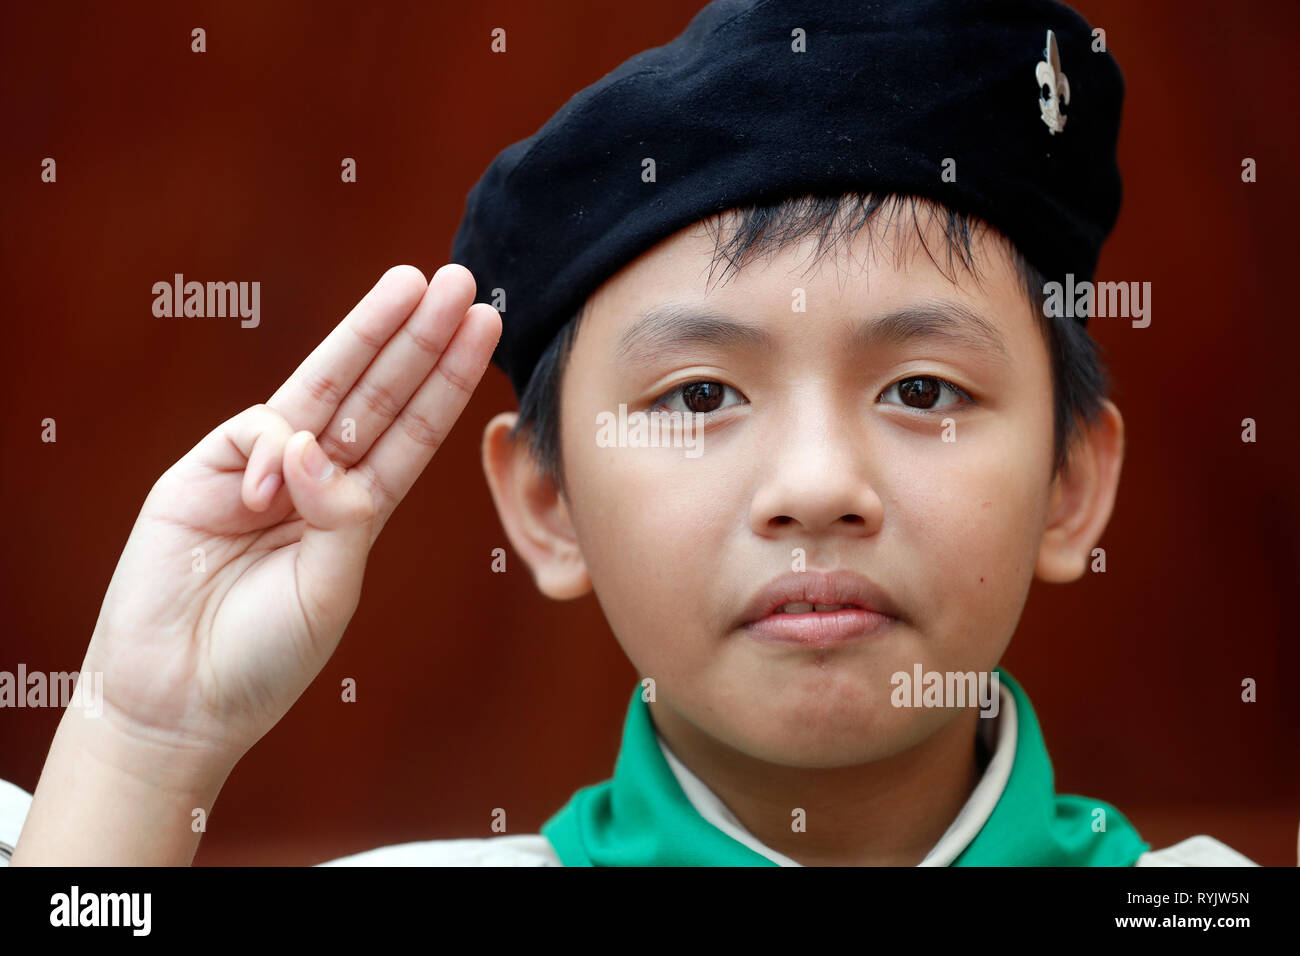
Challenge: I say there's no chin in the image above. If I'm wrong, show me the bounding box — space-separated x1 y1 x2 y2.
718 687 940 769
729 723 921 770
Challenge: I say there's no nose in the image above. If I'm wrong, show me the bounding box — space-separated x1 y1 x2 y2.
748 392 884 539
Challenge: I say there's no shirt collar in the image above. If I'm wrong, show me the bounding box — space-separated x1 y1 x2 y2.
653 681 1015 866
540 667 1150 866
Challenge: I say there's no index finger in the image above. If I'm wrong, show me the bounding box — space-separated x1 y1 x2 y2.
267 265 431 433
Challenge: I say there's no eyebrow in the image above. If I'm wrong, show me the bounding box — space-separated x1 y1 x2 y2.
614 300 1011 368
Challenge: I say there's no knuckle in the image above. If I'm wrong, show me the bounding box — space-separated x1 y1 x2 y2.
247 402 289 430
356 463 396 517
401 321 445 358
356 488 378 525
399 407 447 450
435 360 475 397
355 376 403 420
301 370 346 407
148 467 177 502
315 431 350 463
237 402 270 427
347 317 388 351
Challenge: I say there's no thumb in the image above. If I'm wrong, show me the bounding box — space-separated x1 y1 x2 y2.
281 431 376 632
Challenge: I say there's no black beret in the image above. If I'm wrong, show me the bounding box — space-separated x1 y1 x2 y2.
451 0 1125 399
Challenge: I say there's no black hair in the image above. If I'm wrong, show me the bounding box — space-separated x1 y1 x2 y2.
511 192 1109 497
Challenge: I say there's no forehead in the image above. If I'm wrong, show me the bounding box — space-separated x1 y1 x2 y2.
577 202 1035 351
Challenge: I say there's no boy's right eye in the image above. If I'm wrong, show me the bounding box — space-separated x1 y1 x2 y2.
878 374 973 412
649 380 746 415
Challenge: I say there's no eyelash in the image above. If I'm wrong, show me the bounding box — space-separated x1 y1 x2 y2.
649 375 975 414
878 375 975 413
648 381 746 415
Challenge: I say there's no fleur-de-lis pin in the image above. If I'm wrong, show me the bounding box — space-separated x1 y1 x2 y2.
1035 29 1070 134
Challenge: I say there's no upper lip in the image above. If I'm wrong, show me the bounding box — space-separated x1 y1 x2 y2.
737 569 903 627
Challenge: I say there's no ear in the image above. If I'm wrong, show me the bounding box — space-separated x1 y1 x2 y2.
1035 399 1124 582
481 411 592 600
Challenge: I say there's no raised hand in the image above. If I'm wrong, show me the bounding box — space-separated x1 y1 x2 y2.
82 263 500 765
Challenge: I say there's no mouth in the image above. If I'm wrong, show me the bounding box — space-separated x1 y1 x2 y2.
738 570 901 649
769 601 860 614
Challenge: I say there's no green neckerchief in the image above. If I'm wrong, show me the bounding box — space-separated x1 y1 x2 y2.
541 667 1150 866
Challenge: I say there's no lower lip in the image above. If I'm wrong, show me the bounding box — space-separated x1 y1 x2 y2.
742 608 895 648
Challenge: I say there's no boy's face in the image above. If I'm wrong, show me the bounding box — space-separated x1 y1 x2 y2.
486 210 1114 770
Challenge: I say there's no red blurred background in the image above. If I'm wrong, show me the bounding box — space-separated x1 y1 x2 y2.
0 1 1295 865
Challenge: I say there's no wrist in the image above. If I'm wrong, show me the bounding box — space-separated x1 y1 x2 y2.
83 699 243 796
10 704 239 866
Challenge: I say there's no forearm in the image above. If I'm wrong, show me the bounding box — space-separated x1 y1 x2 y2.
11 705 235 866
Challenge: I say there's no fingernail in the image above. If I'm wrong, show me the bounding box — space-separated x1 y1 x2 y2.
257 473 282 500
303 437 334 481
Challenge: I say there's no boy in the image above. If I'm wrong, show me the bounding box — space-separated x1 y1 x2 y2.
4 0 1261 866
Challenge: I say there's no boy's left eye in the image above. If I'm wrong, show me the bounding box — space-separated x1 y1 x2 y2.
878 375 972 411
650 380 746 415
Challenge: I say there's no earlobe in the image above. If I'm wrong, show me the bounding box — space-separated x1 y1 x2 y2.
481 411 593 600
1034 400 1125 583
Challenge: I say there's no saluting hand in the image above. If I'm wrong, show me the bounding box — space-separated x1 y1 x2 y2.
84 264 500 766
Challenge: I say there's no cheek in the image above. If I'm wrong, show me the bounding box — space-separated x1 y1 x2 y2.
884 424 1051 661
566 446 732 668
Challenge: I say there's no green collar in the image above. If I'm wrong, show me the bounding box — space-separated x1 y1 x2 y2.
541 668 1149 866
